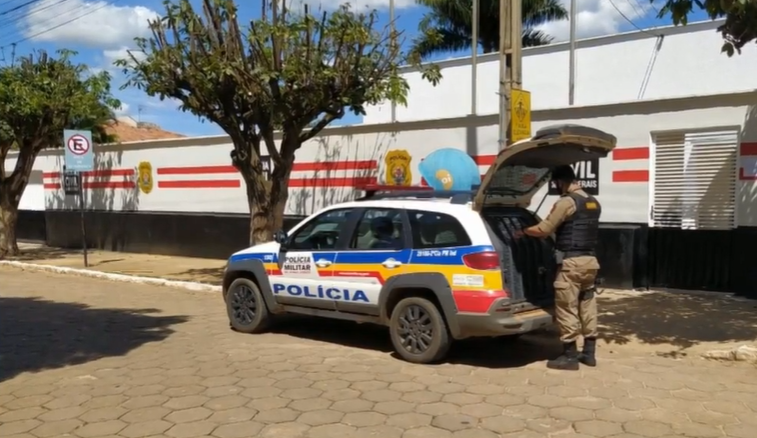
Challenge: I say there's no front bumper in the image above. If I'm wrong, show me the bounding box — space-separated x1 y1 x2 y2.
453 298 554 339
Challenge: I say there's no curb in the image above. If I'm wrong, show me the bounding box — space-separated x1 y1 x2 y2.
0 260 222 293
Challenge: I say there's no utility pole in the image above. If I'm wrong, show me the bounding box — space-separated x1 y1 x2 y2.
568 0 577 105
390 0 396 123
471 0 479 115
498 0 523 149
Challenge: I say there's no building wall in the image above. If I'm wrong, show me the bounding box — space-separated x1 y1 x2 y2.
5 93 756 228
363 21 757 124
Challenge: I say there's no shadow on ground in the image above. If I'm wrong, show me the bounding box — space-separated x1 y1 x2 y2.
598 292 757 353
270 316 558 368
170 266 225 285
269 291 757 365
9 246 72 262
0 297 189 382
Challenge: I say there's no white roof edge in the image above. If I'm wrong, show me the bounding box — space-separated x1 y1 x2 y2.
399 19 726 74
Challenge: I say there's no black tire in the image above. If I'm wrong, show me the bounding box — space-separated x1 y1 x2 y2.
226 278 270 334
389 297 451 364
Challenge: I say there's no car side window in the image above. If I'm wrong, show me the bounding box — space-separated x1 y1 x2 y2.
288 209 352 251
349 208 404 251
408 210 472 249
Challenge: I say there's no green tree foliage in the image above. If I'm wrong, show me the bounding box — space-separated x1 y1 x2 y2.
412 0 568 58
657 0 757 56
117 0 440 244
0 50 119 258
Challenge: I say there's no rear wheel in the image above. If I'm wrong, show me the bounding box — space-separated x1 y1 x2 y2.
226 278 270 334
390 297 451 364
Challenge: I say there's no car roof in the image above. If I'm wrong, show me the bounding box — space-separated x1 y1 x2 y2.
322 198 474 215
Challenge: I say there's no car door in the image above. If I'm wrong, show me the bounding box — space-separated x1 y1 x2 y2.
331 207 412 315
273 208 356 310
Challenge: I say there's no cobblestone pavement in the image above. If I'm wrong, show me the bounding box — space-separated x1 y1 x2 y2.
1 267 756 438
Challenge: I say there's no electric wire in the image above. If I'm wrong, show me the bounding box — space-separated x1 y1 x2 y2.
608 0 663 36
0 0 111 50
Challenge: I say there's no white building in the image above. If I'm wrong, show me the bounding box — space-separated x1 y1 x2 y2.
5 19 757 292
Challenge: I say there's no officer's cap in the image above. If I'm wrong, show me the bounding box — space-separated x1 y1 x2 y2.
551 165 576 182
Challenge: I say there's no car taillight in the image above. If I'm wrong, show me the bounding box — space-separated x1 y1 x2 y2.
462 251 500 270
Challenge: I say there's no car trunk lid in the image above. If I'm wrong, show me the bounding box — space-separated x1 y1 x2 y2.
472 124 617 211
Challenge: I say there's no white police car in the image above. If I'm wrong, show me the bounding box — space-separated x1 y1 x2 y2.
222 125 616 364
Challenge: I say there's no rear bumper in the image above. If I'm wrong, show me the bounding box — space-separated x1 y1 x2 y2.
453 299 554 339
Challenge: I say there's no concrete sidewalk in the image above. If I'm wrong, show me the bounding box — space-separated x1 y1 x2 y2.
12 243 227 285
6 243 757 361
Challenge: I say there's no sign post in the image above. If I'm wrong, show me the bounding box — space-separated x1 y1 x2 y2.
63 130 94 267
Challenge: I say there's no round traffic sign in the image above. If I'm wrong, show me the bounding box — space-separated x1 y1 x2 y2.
66 134 91 156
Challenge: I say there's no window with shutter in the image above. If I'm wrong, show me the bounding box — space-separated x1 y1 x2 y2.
651 129 738 230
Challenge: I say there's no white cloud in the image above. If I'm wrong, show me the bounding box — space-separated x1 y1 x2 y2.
535 0 656 42
115 102 130 115
23 0 159 49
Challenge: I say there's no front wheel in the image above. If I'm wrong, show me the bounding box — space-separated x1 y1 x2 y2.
226 278 270 334
389 297 451 364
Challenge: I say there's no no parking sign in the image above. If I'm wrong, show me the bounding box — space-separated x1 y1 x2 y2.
63 130 94 172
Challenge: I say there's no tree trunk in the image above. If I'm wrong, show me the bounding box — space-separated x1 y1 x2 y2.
0 198 19 259
244 156 293 246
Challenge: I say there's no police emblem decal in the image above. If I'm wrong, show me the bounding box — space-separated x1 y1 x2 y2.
137 161 153 194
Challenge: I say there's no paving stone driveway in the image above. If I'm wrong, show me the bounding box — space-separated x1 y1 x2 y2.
1 267 756 438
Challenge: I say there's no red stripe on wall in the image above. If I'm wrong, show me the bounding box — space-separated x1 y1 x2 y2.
43 169 134 179
157 180 241 189
739 168 757 181
289 177 377 188
612 147 649 161
157 165 236 175
741 142 757 156
85 181 135 189
473 155 496 166
157 160 379 175
612 170 649 182
43 181 135 190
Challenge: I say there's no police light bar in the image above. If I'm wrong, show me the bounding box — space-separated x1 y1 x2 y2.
356 184 433 201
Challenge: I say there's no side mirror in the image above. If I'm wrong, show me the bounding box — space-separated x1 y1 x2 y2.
273 230 288 246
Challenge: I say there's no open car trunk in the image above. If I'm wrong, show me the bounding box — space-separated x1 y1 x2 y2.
473 124 617 305
482 207 556 305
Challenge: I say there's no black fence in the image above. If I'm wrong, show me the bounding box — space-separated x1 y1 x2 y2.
14 209 757 298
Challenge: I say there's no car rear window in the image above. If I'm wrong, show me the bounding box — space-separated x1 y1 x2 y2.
408 210 472 249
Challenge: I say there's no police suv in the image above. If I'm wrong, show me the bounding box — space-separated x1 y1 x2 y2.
222 125 617 364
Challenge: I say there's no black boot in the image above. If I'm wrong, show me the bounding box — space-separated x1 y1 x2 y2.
547 341 580 371
579 337 597 367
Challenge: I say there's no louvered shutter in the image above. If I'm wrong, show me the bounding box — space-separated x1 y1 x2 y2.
652 130 738 230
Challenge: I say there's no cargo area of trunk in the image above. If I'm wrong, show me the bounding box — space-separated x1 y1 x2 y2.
481 206 557 306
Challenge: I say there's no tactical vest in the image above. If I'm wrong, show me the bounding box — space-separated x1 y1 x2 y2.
555 191 601 257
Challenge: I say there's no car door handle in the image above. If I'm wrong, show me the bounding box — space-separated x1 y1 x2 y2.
382 259 402 269
315 259 332 268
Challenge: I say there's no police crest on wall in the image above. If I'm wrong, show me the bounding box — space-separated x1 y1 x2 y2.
138 161 153 194
384 150 413 186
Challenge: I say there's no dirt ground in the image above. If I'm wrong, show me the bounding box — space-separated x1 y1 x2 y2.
9 243 757 360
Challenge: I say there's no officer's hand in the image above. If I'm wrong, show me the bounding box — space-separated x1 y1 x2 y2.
513 230 525 240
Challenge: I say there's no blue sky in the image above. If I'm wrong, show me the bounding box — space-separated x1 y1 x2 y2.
0 0 711 137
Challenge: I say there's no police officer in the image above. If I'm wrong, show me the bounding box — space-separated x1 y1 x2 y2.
516 165 601 370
